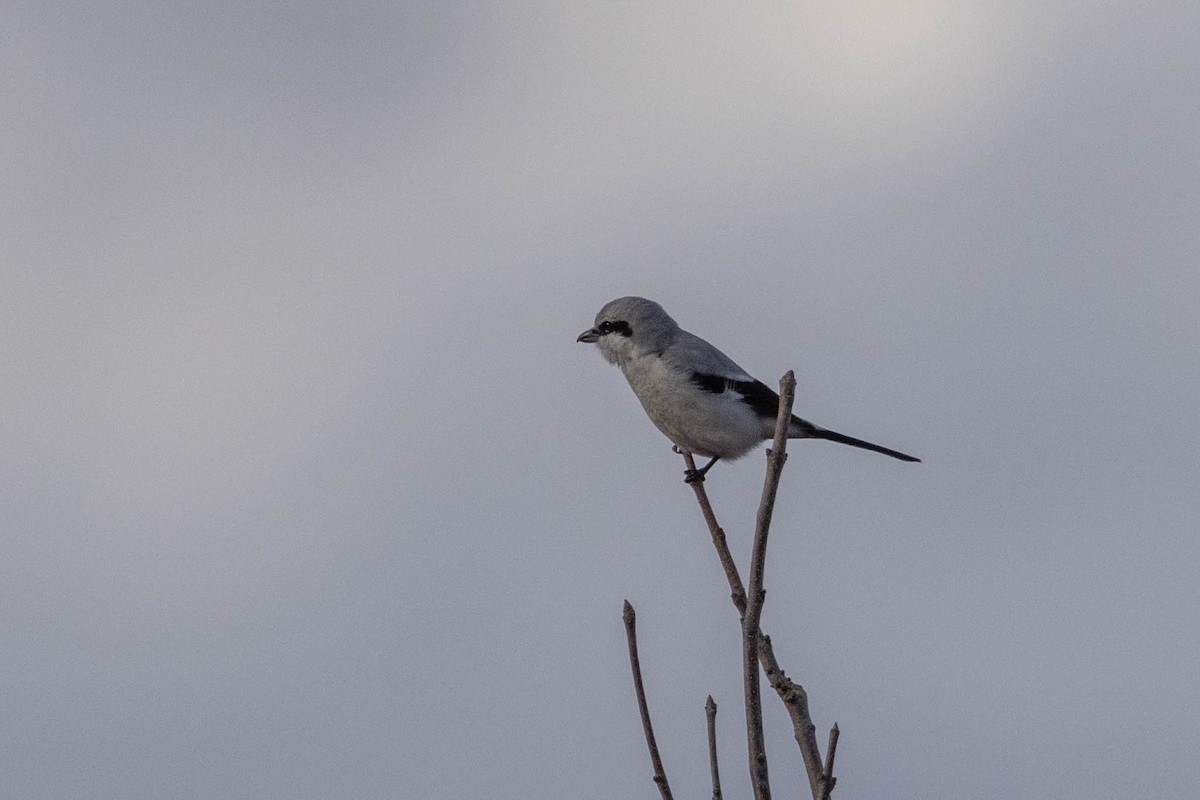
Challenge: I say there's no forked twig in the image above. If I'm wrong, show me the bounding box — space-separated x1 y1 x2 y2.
622 600 674 800
681 371 832 799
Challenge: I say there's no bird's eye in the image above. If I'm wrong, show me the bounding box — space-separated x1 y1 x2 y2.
598 321 614 334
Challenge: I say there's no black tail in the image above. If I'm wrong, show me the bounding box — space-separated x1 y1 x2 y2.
791 417 920 463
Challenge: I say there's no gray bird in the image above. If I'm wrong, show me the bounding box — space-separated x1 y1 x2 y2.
577 296 919 482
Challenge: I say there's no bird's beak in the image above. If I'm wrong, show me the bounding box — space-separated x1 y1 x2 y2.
577 328 599 343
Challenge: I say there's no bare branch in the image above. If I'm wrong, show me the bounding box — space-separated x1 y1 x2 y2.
680 371 830 799
622 600 674 800
680 456 749 616
741 370 796 800
760 636 824 798
706 695 722 800
685 468 748 613
819 723 840 800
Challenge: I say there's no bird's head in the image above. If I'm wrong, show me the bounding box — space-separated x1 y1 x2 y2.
577 296 679 366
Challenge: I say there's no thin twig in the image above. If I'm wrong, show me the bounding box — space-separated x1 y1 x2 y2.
760 636 824 798
818 723 840 800
622 600 674 800
686 471 748 613
741 370 796 800
680 371 829 799
706 695 722 800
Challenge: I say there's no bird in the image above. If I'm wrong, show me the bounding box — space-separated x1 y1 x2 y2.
577 296 919 482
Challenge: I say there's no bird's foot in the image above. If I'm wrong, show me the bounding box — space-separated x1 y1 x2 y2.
683 455 720 484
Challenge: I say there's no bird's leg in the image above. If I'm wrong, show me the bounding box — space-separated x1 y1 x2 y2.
674 445 719 483
684 456 720 484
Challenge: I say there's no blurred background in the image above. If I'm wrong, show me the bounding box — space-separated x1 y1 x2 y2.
3 3 1198 798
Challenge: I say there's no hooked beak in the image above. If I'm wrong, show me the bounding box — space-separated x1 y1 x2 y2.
576 328 599 343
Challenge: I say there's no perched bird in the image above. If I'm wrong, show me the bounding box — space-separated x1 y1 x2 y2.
577 296 919 482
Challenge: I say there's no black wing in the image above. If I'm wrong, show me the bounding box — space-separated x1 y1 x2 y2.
690 372 782 421
690 371 920 462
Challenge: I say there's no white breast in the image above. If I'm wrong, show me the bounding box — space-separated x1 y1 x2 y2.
618 353 764 460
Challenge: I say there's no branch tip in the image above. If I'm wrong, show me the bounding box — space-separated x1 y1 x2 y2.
622 599 673 800
706 693 722 800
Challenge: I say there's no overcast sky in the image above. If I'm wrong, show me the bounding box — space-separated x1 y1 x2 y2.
4 3 1199 799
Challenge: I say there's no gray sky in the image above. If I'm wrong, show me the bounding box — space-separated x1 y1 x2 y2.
4 3 1199 798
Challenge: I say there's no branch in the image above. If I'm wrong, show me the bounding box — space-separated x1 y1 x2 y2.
622 600 674 800
761 637 824 798
741 370 796 800
706 695 722 800
819 723 840 800
686 467 747 613
681 371 830 799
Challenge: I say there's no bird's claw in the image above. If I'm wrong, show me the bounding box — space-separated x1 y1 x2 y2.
672 445 684 455
683 469 705 484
